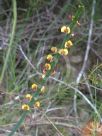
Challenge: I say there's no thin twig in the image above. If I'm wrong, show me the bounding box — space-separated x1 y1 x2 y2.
19 45 36 70
28 120 81 131
73 0 96 124
76 0 96 84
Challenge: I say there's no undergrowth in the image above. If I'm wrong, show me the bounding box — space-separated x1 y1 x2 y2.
0 0 102 136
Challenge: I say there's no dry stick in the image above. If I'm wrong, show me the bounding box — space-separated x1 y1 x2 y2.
44 114 65 136
76 0 96 83
73 0 101 122
0 128 24 136
28 120 81 131
19 45 42 77
19 45 36 71
83 73 94 103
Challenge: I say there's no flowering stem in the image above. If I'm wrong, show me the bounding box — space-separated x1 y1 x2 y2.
8 5 84 136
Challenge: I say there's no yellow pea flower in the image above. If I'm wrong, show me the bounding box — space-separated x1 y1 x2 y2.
34 101 40 108
51 47 57 53
61 26 70 34
59 48 68 56
47 54 53 62
45 63 51 70
64 40 73 48
25 94 32 101
22 104 30 111
31 83 38 91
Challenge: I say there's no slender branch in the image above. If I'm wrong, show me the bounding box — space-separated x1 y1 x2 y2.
76 0 96 84
73 0 96 124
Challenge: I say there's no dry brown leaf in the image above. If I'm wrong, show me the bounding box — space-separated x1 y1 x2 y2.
81 120 102 136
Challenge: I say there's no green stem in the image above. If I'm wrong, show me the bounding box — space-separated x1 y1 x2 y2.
8 112 27 136
0 0 17 83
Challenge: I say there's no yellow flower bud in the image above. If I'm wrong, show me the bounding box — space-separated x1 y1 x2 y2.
34 101 40 108
64 40 73 48
51 47 57 53
59 48 68 56
41 86 46 93
31 83 38 91
61 26 70 34
47 54 53 62
22 104 30 111
25 94 32 101
45 63 51 70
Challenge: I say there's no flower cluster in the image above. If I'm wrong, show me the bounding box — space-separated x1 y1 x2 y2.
41 50 56 79
59 26 73 56
22 25 73 111
21 83 46 111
